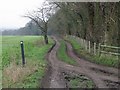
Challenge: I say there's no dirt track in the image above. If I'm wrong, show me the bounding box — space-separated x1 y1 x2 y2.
41 36 119 88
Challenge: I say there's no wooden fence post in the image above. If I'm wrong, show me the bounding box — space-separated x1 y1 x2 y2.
94 42 96 55
81 39 83 48
89 41 91 53
85 40 88 51
98 43 101 56
84 40 86 50
83 39 85 49
79 38 81 46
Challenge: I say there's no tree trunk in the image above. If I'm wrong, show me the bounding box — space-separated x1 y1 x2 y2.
44 34 48 44
87 2 94 41
44 22 48 44
118 2 120 48
76 31 80 37
68 23 71 35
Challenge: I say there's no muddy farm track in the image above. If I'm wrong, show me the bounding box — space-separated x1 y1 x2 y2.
41 36 119 89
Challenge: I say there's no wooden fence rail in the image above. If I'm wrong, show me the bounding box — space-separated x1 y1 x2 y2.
69 35 120 56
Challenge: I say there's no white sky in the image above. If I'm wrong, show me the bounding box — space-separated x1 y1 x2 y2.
0 0 45 30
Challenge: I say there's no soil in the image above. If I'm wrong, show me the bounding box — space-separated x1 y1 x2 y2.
41 36 119 89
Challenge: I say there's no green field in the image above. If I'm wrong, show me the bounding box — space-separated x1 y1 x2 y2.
2 36 54 88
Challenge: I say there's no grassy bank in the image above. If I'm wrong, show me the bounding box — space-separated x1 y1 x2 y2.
57 40 77 65
65 36 119 68
2 36 54 88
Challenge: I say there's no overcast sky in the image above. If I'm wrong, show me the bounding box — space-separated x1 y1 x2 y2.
0 0 45 30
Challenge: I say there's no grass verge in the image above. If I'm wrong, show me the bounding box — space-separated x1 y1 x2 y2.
2 36 54 88
57 40 77 65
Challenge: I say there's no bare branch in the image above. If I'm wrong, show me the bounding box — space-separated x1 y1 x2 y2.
23 15 44 31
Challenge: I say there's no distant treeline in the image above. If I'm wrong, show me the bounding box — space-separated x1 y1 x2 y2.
2 21 41 36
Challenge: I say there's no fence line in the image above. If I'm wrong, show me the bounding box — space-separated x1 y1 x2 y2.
100 45 120 49
69 35 120 56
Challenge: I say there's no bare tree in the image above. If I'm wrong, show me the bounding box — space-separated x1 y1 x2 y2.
24 1 56 44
